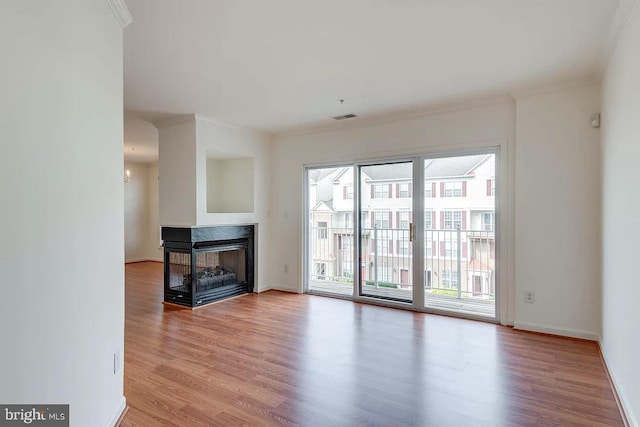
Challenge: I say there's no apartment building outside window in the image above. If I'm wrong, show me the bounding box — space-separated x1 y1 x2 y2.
398 183 409 198
376 266 391 282
374 212 390 229
344 212 352 228
317 221 327 238
444 211 462 230
399 238 410 256
444 240 458 258
424 210 433 229
426 240 433 257
442 270 459 288
398 211 410 229
487 179 495 196
482 212 495 231
344 184 353 199
376 239 388 255
374 184 389 199
444 181 463 197
425 186 433 198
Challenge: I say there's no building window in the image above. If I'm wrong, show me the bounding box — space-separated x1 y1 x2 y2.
345 184 353 199
425 186 433 198
374 184 389 199
341 263 353 278
424 210 433 230
473 276 483 295
445 239 458 258
426 240 433 257
398 211 410 229
375 266 391 282
341 236 353 251
444 181 463 197
344 212 352 229
315 263 326 280
442 270 459 288
487 179 495 196
374 212 389 229
398 183 409 198
444 211 462 230
399 238 410 256
482 212 494 232
317 221 327 239
376 238 388 255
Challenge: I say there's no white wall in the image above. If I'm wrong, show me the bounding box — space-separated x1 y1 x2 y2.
147 163 163 261
158 117 197 226
195 117 272 291
158 115 272 291
270 99 516 324
514 84 602 340
0 1 125 426
206 157 255 213
124 113 159 162
125 161 150 261
124 161 162 262
601 1 640 424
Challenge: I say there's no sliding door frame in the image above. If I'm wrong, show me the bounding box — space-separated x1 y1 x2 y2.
353 158 419 305
303 139 508 325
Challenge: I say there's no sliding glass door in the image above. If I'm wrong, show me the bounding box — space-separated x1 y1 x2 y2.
358 162 413 303
422 153 496 318
307 166 355 297
306 150 497 320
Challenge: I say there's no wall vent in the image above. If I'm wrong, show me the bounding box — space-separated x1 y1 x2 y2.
332 114 358 120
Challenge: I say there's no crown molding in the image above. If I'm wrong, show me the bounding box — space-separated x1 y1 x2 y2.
153 114 197 129
274 93 515 138
106 0 133 29
598 0 636 76
193 114 259 134
509 78 600 100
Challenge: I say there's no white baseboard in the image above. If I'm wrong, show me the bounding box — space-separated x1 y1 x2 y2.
125 257 162 264
104 395 126 427
513 321 599 341
599 341 637 427
257 285 300 294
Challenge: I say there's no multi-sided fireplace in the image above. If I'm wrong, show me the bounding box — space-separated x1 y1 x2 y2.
161 225 254 308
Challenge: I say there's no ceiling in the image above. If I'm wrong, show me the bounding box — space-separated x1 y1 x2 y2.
123 0 621 140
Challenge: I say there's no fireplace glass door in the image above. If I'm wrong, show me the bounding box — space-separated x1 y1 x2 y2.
194 246 246 293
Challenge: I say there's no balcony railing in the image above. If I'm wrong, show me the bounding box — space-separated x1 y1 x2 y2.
310 226 495 301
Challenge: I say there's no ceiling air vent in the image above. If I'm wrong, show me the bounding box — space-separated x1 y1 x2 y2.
333 113 358 120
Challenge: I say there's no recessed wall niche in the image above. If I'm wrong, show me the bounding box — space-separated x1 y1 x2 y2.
206 153 254 213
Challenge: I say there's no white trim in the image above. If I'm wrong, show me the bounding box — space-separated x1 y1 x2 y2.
153 114 197 129
125 257 162 263
106 0 132 29
599 340 637 427
510 78 600 99
303 144 504 324
513 321 599 341
276 94 514 137
258 286 300 294
599 0 636 76
104 396 126 427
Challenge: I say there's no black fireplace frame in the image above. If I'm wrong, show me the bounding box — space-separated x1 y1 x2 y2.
161 225 255 308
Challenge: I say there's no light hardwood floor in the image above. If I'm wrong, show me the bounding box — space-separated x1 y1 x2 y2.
122 262 624 426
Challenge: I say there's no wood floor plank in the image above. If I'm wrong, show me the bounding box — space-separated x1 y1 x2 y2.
122 262 624 426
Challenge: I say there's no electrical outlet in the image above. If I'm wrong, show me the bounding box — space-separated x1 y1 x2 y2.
284 264 288 273
524 291 535 304
113 350 121 374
